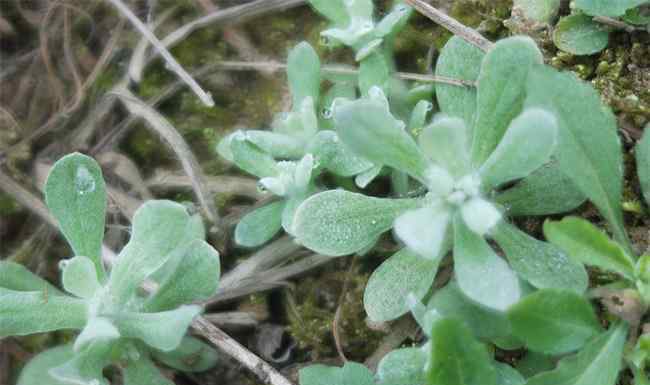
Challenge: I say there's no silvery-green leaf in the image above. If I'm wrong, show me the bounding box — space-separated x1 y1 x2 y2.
299 97 319 140
543 216 636 280
374 3 412 38
471 36 543 166
394 206 450 260
428 280 517 344
525 64 629 250
435 36 484 125
235 201 284 248
62 256 101 299
513 0 561 22
18 345 74 385
229 132 279 178
114 305 202 351
424 165 455 197
364 248 439 322
122 353 173 385
0 261 62 294
288 42 321 107
453 215 521 311
258 177 287 196
408 100 432 133
152 336 218 372
50 340 113 385
0 288 87 337
574 0 649 17
525 323 627 385
419 115 471 177
507 289 602 355
358 52 390 94
480 108 557 190
408 294 440 335
322 16 374 47
74 317 120 352
45 152 107 280
553 14 609 56
281 191 310 235
460 198 502 236
145 240 220 312
319 83 356 130
355 165 382 188
355 38 383 61
293 190 420 256
109 200 204 304
494 162 586 216
334 95 428 182
308 130 374 177
307 0 348 24
495 363 525 385
635 124 650 206
294 154 315 190
242 130 304 160
376 347 427 385
493 222 588 293
299 362 374 385
428 318 497 385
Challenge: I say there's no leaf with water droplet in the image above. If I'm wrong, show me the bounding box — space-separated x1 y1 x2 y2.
45 153 107 280
308 130 374 177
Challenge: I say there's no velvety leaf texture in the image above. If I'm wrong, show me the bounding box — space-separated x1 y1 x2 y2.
152 336 219 373
0 261 63 294
234 201 284 248
17 345 74 385
513 0 561 22
574 0 649 17
287 42 321 108
553 14 609 56
299 362 374 385
635 124 650 207
376 348 427 385
122 354 174 385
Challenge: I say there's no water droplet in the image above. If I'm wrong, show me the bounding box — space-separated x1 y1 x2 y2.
321 107 333 119
319 35 331 46
256 181 269 194
425 102 433 111
75 166 96 196
58 260 69 271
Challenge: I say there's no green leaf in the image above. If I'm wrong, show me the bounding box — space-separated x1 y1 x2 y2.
493 222 588 293
288 42 321 107
525 64 629 250
50 340 113 385
0 288 87 337
299 362 374 385
453 215 521 311
61 256 102 299
513 0 561 22
574 0 649 17
308 130 374 177
376 347 427 385
152 336 218 372
428 280 516 344
428 318 497 385
334 93 428 181
553 14 609 56
319 82 356 130
623 7 650 25
374 3 412 38
516 352 555 378
122 354 174 385
495 363 526 385
494 162 586 216
114 305 202 352
526 323 628 385
74 317 120 351
408 100 432 133
293 190 419 256
471 36 543 165
0 261 62 294
229 132 279 178
418 115 471 177
45 152 107 280
18 345 75 385
240 130 304 160
108 200 204 304
364 248 439 322
394 205 451 260
307 0 348 25
234 201 284 248
507 289 602 355
635 124 650 206
358 52 390 94
543 217 636 280
435 36 484 125
145 240 220 312
480 108 558 190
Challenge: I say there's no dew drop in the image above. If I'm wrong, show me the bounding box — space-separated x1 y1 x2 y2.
319 35 331 46
256 181 269 194
425 102 433 111
58 260 70 271
321 107 333 119
75 166 96 196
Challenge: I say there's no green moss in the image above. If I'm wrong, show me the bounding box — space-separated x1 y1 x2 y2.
0 192 20 215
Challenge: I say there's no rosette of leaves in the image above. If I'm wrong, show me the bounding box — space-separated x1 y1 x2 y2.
1 153 220 385
293 36 594 322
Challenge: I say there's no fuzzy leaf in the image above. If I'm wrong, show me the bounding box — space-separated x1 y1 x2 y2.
307 0 348 24
526 323 628 385
61 256 102 299
394 206 450 260
364 248 439 322
50 341 113 385
293 190 419 256
635 124 650 207
45 152 107 280
493 222 588 293
376 347 427 385
543 217 636 280
495 363 526 385
234 201 284 248
435 36 484 125
299 362 374 385
152 336 218 373
507 289 602 355
553 14 609 55
18 345 74 385
374 3 412 38
574 0 649 17
480 108 557 190
240 130 304 159
145 240 220 312
453 215 521 311
108 200 204 304
334 94 428 181
114 305 202 352
471 36 543 165
319 82 356 130
229 133 279 178
358 52 390 94
0 261 62 294
122 354 174 385
74 317 120 352
428 318 497 385
419 115 471 177
513 0 561 22
494 162 586 216
525 65 628 249
288 42 321 108
308 130 374 177
460 197 502 236
0 288 87 337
